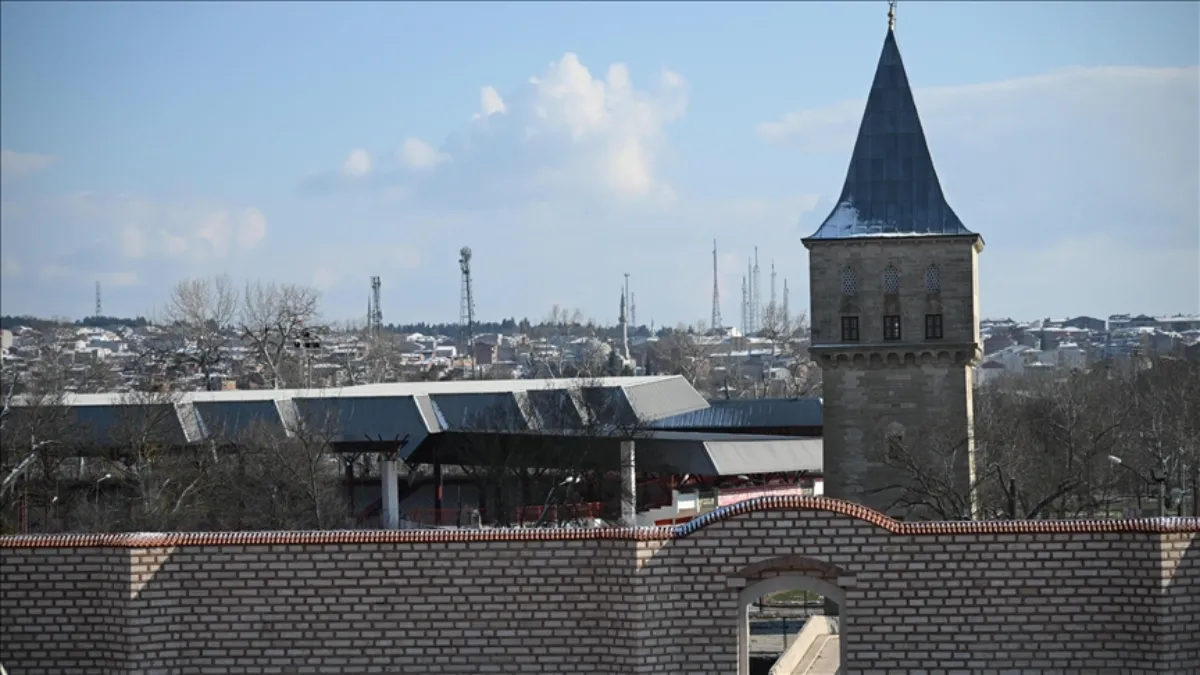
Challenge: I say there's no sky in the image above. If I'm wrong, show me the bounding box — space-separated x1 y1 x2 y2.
1 1 1197 328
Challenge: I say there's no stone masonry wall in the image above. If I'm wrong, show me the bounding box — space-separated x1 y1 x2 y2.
806 237 983 515
806 237 981 351
2 497 1198 675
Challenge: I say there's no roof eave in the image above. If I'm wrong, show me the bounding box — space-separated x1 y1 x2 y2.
802 232 985 252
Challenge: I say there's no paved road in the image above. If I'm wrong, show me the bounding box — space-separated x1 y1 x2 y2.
792 635 840 675
748 606 822 656
749 617 808 654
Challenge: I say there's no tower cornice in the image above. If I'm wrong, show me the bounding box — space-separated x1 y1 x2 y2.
801 233 984 253
810 341 982 369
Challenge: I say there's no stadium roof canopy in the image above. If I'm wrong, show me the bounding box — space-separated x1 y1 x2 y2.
9 376 823 476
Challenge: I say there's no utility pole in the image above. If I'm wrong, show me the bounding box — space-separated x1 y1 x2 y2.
294 329 322 388
711 240 722 334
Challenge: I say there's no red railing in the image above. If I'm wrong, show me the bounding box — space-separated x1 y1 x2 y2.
403 501 607 527
514 501 606 524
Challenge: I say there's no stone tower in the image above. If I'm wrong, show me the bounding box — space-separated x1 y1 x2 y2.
802 16 983 518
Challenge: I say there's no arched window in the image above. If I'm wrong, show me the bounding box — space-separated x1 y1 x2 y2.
840 267 858 296
925 264 941 293
883 265 900 295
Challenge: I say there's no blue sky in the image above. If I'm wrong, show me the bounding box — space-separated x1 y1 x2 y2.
2 1 1197 327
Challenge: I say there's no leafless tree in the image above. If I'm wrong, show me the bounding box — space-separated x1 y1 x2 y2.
455 377 656 527
238 281 321 389
203 411 348 530
0 362 76 534
91 390 214 531
876 357 1200 521
652 324 718 391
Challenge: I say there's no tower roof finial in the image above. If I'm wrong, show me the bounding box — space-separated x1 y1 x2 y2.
888 0 897 32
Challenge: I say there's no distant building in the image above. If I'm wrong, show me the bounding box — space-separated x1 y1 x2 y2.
1063 316 1105 333
1156 314 1200 333
473 341 497 366
1108 314 1132 331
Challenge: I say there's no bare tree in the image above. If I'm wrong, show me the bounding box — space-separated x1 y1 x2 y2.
238 281 321 389
0 360 76 533
455 377 657 527
93 390 214 531
875 359 1199 521
203 412 348 530
653 324 718 391
157 275 238 391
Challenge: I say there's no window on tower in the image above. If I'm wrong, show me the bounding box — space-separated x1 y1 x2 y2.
925 264 941 293
883 265 900 295
840 267 858 296
841 316 860 342
883 315 902 341
925 313 944 340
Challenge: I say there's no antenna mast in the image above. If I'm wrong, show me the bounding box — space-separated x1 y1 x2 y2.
369 276 382 337
94 281 102 318
740 275 749 338
711 240 722 333
459 247 476 355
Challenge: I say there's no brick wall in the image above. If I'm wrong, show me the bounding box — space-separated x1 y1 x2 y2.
2 497 1198 674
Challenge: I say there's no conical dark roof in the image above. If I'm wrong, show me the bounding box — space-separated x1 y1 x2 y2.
805 28 975 240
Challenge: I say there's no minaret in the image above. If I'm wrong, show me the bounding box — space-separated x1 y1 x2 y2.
752 248 761 334
801 2 983 518
770 261 777 311
741 275 749 337
619 286 631 362
782 278 790 333
746 257 754 334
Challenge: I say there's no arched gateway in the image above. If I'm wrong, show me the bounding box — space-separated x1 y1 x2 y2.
733 556 852 675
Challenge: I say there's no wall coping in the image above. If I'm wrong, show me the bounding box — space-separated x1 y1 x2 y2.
2 496 1198 548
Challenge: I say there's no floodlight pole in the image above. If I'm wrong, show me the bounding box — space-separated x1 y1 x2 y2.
620 440 637 527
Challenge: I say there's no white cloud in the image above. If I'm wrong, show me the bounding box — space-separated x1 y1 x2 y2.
398 138 449 170
984 233 1199 320
96 271 140 288
478 86 507 117
760 65 1199 318
194 207 271 257
0 149 55 180
237 207 268 249
342 149 373 177
392 246 421 271
32 265 138 288
2 192 271 279
308 52 688 208
312 267 339 290
1 253 23 278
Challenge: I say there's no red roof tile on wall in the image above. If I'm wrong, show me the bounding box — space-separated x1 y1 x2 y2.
1 496 1196 549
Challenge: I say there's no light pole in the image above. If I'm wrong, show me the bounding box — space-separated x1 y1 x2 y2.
293 330 322 389
1108 455 1167 518
94 473 112 512
535 475 580 526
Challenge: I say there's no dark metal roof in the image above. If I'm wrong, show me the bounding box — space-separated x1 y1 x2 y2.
649 398 823 430
805 28 976 241
413 430 822 476
8 378 825 475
